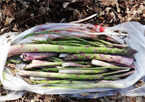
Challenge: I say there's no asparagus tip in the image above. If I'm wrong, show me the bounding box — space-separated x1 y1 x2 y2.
126 48 138 55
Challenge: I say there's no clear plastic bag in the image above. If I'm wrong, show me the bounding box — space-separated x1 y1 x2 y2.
0 22 145 101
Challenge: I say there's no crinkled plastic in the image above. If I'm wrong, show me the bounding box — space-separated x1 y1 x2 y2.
0 22 145 101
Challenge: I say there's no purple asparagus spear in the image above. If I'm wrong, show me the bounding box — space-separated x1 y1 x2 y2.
20 52 58 61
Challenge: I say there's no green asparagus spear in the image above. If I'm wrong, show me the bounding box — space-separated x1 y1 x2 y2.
8 44 137 57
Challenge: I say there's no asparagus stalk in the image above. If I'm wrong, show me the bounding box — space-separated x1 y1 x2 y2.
18 70 133 80
25 60 63 69
62 62 91 68
59 69 108 74
59 69 129 74
30 68 59 72
98 35 119 43
41 82 124 89
92 59 116 67
30 66 131 72
64 53 134 66
104 70 134 80
46 40 105 47
18 70 104 80
61 67 131 70
30 80 92 85
20 52 58 61
25 31 99 46
96 39 127 48
8 44 137 57
24 28 127 39
10 60 22 64
29 67 108 72
46 57 62 62
30 79 125 89
46 41 88 47
23 29 98 39
75 61 91 65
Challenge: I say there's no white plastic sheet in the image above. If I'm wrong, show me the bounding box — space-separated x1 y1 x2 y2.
0 22 145 100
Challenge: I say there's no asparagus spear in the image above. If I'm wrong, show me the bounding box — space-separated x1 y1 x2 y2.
28 67 109 72
46 57 62 62
30 80 125 89
30 80 92 85
20 52 58 61
10 60 22 64
18 70 133 80
25 31 99 46
25 60 63 69
41 82 124 89
8 44 137 57
92 59 116 67
104 70 134 80
59 69 129 74
62 62 91 68
34 40 105 47
75 61 91 65
95 39 127 48
29 68 59 72
60 67 131 70
29 66 131 72
23 29 98 39
58 69 108 74
64 53 134 66
18 70 105 80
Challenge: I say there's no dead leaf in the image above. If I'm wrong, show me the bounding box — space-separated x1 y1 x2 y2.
2 5 15 17
12 24 18 32
3 16 14 26
63 2 70 8
102 0 117 6
39 6 46 15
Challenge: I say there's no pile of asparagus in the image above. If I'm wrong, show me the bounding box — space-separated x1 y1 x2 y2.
7 28 137 89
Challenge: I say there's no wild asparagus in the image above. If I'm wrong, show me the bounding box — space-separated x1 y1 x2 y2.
61 67 131 70
30 67 131 72
30 79 125 89
95 39 127 48
18 70 104 80
92 59 116 67
18 70 132 80
41 82 124 89
104 70 134 80
34 40 105 47
20 52 58 61
24 60 63 69
8 44 137 57
29 67 108 72
64 53 134 66
59 69 129 74
62 62 91 68
30 80 92 85
59 69 108 74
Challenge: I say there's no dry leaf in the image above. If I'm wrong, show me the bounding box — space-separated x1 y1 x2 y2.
63 2 70 8
12 24 18 32
102 0 118 6
2 5 15 17
3 16 14 26
39 6 46 15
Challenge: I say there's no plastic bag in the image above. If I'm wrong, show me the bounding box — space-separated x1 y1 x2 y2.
0 22 145 101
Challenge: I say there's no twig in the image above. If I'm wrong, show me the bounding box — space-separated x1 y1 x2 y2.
70 13 97 23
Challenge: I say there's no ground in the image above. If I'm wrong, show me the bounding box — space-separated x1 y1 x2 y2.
0 0 145 102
